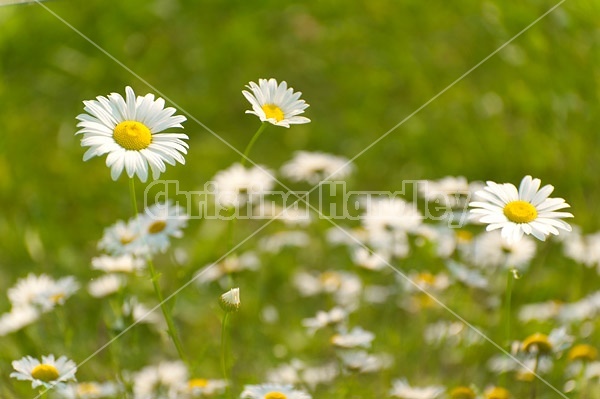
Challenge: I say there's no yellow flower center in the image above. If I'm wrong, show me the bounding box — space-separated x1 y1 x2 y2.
77 383 101 395
522 333 552 354
485 387 511 399
188 378 209 389
450 386 476 399
120 234 136 245
503 200 537 223
262 104 285 122
456 230 473 243
265 392 287 399
148 220 167 234
113 121 152 151
568 344 598 362
417 272 436 285
50 293 66 304
31 364 60 382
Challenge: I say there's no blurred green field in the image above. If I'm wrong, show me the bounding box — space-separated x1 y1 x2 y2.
0 0 599 398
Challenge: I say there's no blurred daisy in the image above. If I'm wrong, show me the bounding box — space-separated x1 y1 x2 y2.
338 350 393 373
11 354 77 389
88 274 124 298
469 175 573 243
138 201 188 255
59 381 119 399
184 378 228 397
242 78 310 128
212 163 275 208
97 219 141 256
461 230 536 270
389 378 445 398
76 86 188 182
91 254 145 274
133 360 188 399
194 251 259 285
281 151 353 184
331 326 375 349
241 383 312 399
301 307 348 335
8 274 79 313
0 306 39 336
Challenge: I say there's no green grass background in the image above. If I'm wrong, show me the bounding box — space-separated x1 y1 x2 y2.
0 0 598 397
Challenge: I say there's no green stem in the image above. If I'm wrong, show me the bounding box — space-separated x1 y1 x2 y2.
221 312 231 397
505 268 515 347
240 123 268 167
129 178 188 364
501 268 515 388
530 352 540 399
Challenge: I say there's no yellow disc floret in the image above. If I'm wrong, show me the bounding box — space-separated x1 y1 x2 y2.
113 121 152 151
450 386 476 399
265 392 287 399
503 200 538 223
31 364 60 382
77 383 101 395
485 386 511 399
522 333 553 355
148 220 167 234
188 378 209 389
568 344 598 362
262 104 285 122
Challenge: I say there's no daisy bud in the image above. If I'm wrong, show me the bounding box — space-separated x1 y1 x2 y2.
220 288 240 312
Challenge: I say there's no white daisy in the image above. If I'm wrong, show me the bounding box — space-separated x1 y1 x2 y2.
331 326 375 349
389 378 445 399
8 274 79 312
0 306 39 336
76 86 188 182
88 274 125 298
133 360 188 399
281 151 353 184
469 175 573 243
461 230 536 270
11 354 77 389
59 381 120 399
212 163 275 208
338 350 393 374
183 378 228 397
241 383 312 399
137 201 188 255
97 219 142 256
91 254 145 274
242 78 310 128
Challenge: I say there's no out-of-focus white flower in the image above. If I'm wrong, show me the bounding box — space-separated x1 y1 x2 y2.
88 274 125 298
91 254 145 273
133 361 188 399
302 307 348 335
0 306 39 336
331 326 375 349
8 274 79 313
281 151 353 184
212 163 275 208
241 383 312 399
338 350 393 374
389 378 445 399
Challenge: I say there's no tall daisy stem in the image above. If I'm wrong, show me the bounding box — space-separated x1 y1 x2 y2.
225 122 269 268
504 268 516 346
129 178 187 364
240 123 268 167
221 312 231 397
530 352 540 399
